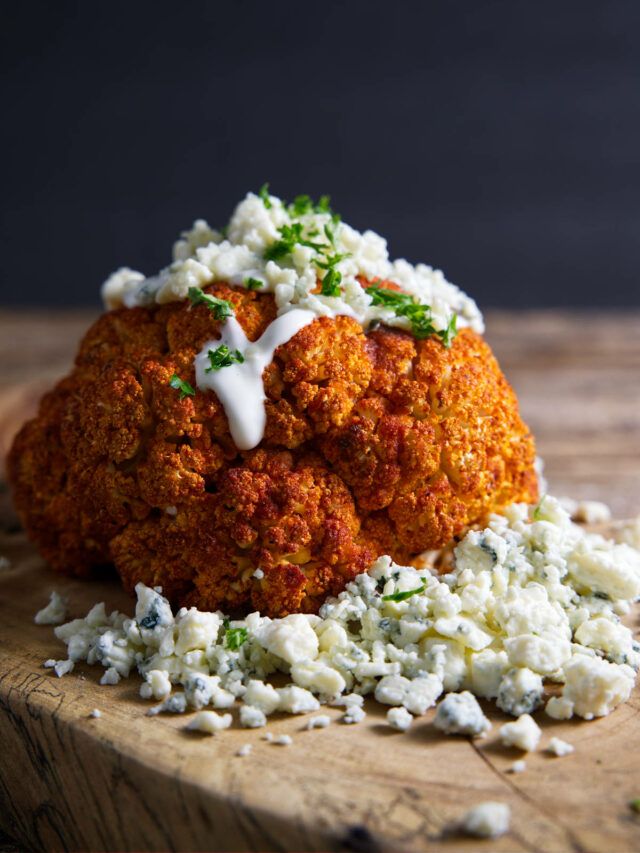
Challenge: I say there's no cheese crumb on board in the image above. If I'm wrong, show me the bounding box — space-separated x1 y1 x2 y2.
459 801 510 838
508 760 527 773
547 736 574 757
273 734 293 746
236 744 253 757
185 711 233 735
386 707 413 731
89 708 102 719
499 714 542 752
306 715 331 730
433 692 491 737
35 591 69 625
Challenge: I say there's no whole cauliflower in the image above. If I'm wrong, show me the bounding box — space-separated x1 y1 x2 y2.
8 282 537 616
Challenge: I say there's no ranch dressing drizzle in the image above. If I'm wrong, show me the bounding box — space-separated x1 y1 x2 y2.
195 309 316 450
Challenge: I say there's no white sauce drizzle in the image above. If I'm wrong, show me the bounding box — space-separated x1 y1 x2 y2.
195 310 316 450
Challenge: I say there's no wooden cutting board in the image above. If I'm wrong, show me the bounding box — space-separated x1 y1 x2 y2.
1 524 640 853
1 309 639 852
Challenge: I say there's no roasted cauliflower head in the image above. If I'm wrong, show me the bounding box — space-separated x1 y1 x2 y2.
8 282 538 616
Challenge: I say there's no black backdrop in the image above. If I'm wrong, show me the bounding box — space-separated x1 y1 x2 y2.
2 0 640 308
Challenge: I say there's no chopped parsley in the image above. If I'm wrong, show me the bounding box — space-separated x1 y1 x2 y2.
263 223 325 262
629 799 640 814
245 277 264 290
533 495 547 521
288 192 340 223
205 345 245 372
366 284 458 346
188 287 234 320
223 618 248 650
382 583 427 602
258 182 272 209
168 374 195 399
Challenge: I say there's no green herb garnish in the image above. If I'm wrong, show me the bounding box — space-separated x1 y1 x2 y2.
168 374 195 399
188 287 234 320
258 182 272 209
225 624 248 650
245 277 264 290
533 495 547 521
382 583 427 603
205 345 245 372
629 799 640 814
263 223 325 262
366 284 458 346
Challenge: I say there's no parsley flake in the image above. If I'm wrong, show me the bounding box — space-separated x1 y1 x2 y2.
258 182 272 209
205 345 245 372
366 284 458 346
168 374 195 399
630 799 640 814
245 277 264 290
263 223 324 262
533 495 547 521
382 583 427 602
188 287 234 320
225 624 248 650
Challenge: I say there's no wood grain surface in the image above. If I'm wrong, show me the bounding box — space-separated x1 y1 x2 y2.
0 309 639 853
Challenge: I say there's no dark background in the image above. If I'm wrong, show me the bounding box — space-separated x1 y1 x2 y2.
2 0 639 308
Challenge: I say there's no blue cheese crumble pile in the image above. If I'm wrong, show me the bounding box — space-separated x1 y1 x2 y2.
40 496 640 729
101 187 482 340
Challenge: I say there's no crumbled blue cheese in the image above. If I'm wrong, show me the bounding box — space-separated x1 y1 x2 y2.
508 760 527 774
44 658 74 677
305 714 332 730
101 191 483 342
185 710 232 734
35 591 69 625
433 692 491 737
499 714 541 752
89 708 102 719
273 734 293 746
386 706 413 731
547 736 574 757
459 802 510 839
239 705 267 728
42 496 640 732
236 743 253 757
342 705 366 724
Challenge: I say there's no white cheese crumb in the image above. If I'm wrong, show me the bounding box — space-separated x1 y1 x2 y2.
343 705 366 724
508 760 527 774
236 744 253 757
499 714 542 752
329 693 364 708
305 715 332 730
276 685 320 714
44 658 74 678
459 801 511 839
239 705 267 728
148 693 188 715
262 732 274 742
89 708 102 719
545 696 575 720
386 706 413 731
186 710 233 734
572 500 612 525
433 691 491 738
35 591 69 625
547 736 574 757
140 669 172 701
243 680 280 715
253 568 264 580
273 734 293 746
100 666 121 686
